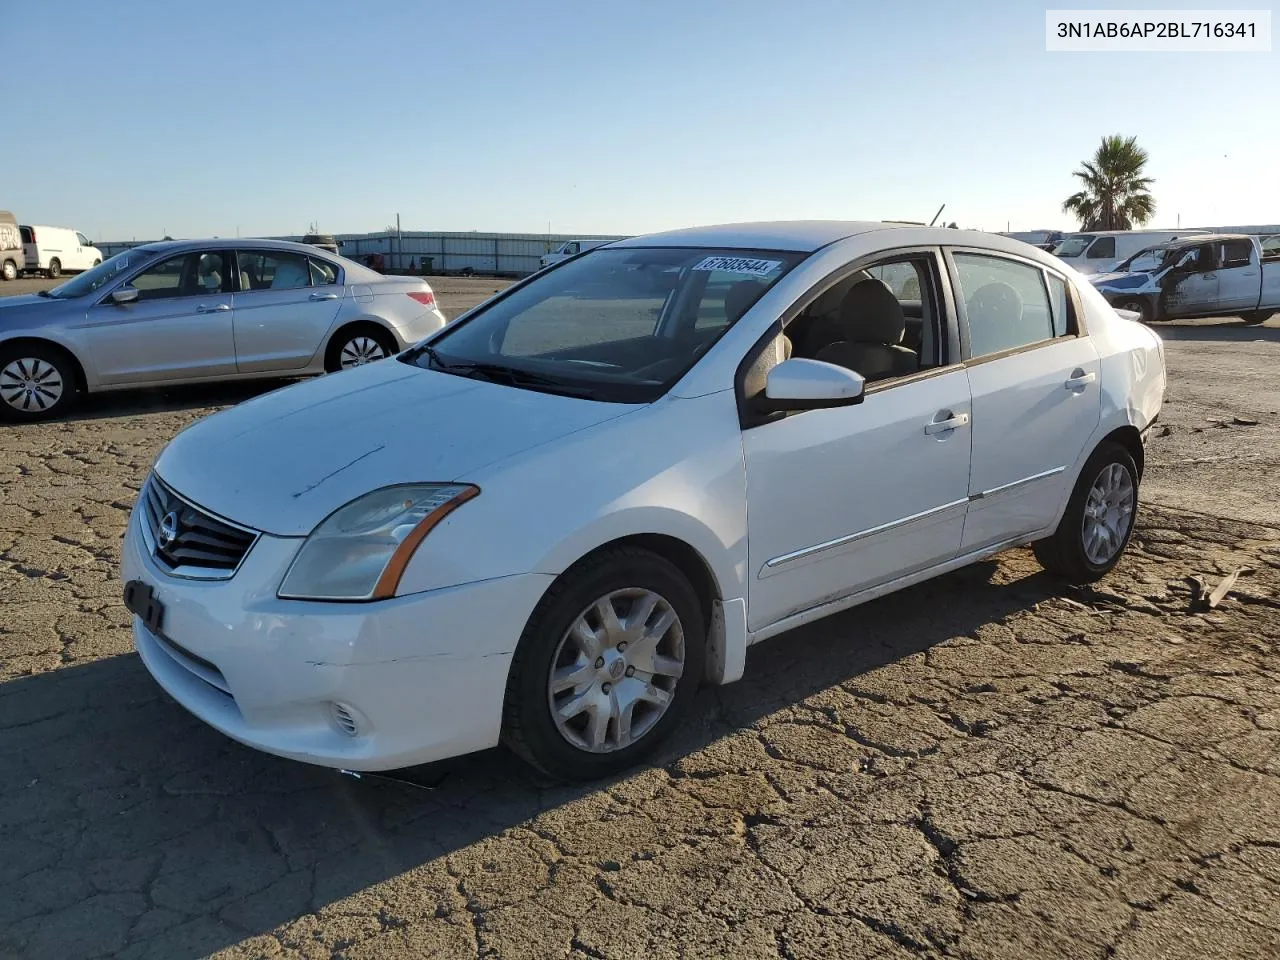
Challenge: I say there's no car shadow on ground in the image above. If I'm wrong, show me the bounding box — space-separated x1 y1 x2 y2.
1151 317 1280 343
1 558 1070 959
56 378 305 422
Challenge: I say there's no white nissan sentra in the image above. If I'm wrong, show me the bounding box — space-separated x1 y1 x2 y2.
121 222 1165 780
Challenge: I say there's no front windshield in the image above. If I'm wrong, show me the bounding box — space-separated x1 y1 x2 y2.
45 249 151 299
1115 245 1170 273
1053 235 1094 258
408 246 804 403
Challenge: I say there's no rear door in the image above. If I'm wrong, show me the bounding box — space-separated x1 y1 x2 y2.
231 249 345 373
1215 239 1261 313
948 249 1100 551
84 250 237 385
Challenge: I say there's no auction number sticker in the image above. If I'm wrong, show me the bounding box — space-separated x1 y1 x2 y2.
692 256 782 277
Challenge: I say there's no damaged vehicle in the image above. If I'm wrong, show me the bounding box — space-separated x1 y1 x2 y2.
1091 233 1280 324
121 222 1165 780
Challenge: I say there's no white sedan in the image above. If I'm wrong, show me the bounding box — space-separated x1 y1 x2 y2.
120 222 1165 780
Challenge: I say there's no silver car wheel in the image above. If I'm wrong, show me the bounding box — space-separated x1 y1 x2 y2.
0 358 64 413
1081 462 1134 566
338 337 388 368
547 587 685 753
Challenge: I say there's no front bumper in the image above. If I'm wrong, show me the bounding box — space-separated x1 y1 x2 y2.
122 501 552 771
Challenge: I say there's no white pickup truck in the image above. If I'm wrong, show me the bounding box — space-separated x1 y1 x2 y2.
1090 233 1280 324
537 239 617 270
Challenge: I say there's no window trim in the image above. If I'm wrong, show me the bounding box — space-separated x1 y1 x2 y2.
734 245 960 430
95 248 236 305
942 246 1083 364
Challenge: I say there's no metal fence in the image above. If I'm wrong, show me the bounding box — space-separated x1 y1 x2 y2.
97 231 629 277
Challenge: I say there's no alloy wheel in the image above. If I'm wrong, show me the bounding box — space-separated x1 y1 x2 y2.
0 358 64 413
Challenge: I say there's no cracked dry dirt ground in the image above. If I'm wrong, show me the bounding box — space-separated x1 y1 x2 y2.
1 284 1279 960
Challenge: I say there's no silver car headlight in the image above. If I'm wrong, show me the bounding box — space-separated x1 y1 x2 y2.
278 484 479 601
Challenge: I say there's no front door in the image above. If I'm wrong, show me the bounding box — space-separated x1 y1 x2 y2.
231 249 345 373
85 251 237 386
948 251 1101 551
1163 244 1219 317
1215 239 1260 313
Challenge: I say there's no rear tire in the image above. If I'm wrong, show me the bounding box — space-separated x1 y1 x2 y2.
1241 311 1272 325
502 546 706 781
324 324 398 372
1033 442 1139 584
1 259 16 282
46 259 62 279
0 343 79 422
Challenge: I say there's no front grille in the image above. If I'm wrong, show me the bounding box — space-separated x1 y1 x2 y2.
141 474 258 578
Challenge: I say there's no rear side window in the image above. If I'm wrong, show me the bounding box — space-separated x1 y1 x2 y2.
309 258 338 285
237 251 311 291
953 253 1058 358
1220 240 1253 268
1086 237 1116 258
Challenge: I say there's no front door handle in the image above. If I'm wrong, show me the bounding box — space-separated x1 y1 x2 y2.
195 303 231 314
924 411 970 435
309 292 339 301
1064 369 1096 392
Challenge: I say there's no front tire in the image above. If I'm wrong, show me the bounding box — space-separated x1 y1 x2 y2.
1033 442 1138 583
1241 311 1272 326
46 259 61 279
502 546 706 780
0 344 78 422
1116 297 1152 323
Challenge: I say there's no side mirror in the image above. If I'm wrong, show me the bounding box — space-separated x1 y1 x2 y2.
760 358 865 412
111 285 139 305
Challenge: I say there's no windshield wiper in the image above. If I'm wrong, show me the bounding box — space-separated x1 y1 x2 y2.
37 290 52 298
420 346 599 398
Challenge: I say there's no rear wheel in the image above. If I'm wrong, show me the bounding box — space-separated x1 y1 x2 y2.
502 546 706 780
1033 442 1138 583
1241 311 1272 325
324 325 398 372
1116 297 1152 323
1 259 16 282
46 259 62 279
0 344 78 422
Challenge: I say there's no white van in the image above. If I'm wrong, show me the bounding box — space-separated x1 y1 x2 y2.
19 224 104 278
538 239 616 270
1051 229 1210 275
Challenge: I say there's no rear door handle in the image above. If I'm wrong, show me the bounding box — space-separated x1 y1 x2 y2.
195 303 231 313
309 292 339 301
924 411 970 435
1064 370 1096 391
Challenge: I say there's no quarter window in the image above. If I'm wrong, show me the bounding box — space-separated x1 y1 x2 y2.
953 253 1058 358
1086 237 1116 258
1046 274 1071 337
237 251 312 292
1220 240 1253 268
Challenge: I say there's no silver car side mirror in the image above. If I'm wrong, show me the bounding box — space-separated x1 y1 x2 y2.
111 286 139 305
760 358 865 412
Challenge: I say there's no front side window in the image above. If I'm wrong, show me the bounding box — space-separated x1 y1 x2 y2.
77 233 90 246
130 254 206 301
953 253 1058 358
1086 236 1117 259
237 250 311 291
410 247 802 402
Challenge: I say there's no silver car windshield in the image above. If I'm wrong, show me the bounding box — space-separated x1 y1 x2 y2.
406 246 804 403
45 251 151 299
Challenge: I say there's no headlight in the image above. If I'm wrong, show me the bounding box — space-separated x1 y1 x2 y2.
278 484 478 601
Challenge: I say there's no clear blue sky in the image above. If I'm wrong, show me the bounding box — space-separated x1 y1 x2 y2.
8 0 1277 240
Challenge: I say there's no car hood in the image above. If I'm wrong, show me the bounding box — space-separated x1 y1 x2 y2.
154 360 639 536
0 295 53 311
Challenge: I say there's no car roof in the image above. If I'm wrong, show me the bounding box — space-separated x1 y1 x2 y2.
123 237 340 257
608 221 916 253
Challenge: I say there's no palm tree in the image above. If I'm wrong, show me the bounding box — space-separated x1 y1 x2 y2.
1062 135 1156 231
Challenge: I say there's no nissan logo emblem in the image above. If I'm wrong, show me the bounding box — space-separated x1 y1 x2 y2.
158 511 180 549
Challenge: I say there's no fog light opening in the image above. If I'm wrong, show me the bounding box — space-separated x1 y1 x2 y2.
329 701 362 738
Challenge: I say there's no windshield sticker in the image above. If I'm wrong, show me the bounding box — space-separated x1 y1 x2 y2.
691 256 782 277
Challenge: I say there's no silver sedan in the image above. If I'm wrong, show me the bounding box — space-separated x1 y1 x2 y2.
0 238 448 421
